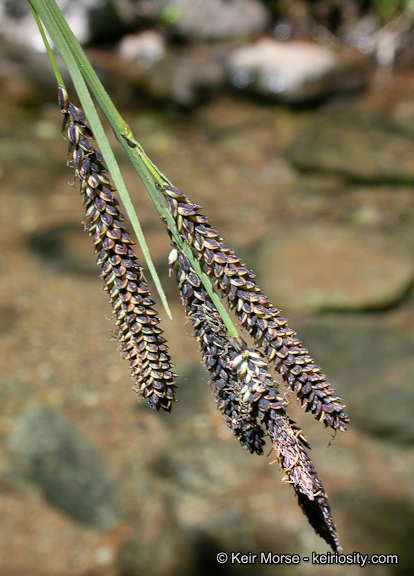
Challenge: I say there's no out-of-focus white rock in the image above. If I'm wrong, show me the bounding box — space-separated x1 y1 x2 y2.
118 31 166 69
0 0 136 50
136 0 270 40
226 38 368 103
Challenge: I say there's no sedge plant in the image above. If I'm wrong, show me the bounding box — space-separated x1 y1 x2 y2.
28 0 349 552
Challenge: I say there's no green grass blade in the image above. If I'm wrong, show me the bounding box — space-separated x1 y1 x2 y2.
32 0 239 339
29 0 172 319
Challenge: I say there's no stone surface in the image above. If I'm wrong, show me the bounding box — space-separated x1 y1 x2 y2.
118 31 166 67
226 39 368 103
156 0 270 40
120 42 228 106
119 432 303 575
288 111 414 182
8 405 118 528
256 224 414 312
295 314 414 444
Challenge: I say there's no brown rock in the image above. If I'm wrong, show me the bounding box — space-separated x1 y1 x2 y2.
257 224 414 311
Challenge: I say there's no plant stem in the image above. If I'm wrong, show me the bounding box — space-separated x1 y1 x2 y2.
28 0 172 319
29 3 65 88
31 0 241 342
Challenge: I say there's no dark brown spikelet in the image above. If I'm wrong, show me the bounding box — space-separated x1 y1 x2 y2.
168 246 266 455
57 86 176 412
161 184 348 431
231 349 341 552
169 247 341 552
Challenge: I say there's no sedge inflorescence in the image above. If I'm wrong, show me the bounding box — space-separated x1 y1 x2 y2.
58 86 176 412
56 85 347 551
161 184 348 432
168 246 340 552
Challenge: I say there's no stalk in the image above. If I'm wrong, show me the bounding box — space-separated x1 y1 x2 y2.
27 0 347 550
29 0 241 341
29 0 172 319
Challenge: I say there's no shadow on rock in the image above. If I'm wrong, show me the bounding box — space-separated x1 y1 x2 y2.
8 404 118 529
339 491 414 575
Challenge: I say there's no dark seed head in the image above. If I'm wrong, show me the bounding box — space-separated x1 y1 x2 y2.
68 102 87 126
58 86 69 113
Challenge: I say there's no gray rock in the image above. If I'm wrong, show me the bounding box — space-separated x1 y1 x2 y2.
0 0 137 49
226 39 368 103
289 111 414 182
121 42 227 106
256 224 414 312
145 0 270 40
8 405 117 528
296 314 414 444
118 31 167 67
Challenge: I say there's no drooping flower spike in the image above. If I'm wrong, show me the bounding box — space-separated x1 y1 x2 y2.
161 184 348 431
54 78 346 550
58 86 177 412
169 246 341 552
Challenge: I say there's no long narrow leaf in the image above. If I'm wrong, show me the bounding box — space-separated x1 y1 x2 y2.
33 0 240 339
29 0 172 319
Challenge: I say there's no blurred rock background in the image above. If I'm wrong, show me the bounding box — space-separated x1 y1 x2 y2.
1 0 414 574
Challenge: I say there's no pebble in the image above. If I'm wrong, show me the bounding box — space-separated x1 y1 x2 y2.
226 39 368 103
118 31 166 68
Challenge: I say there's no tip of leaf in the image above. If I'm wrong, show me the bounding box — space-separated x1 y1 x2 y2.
164 302 173 321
